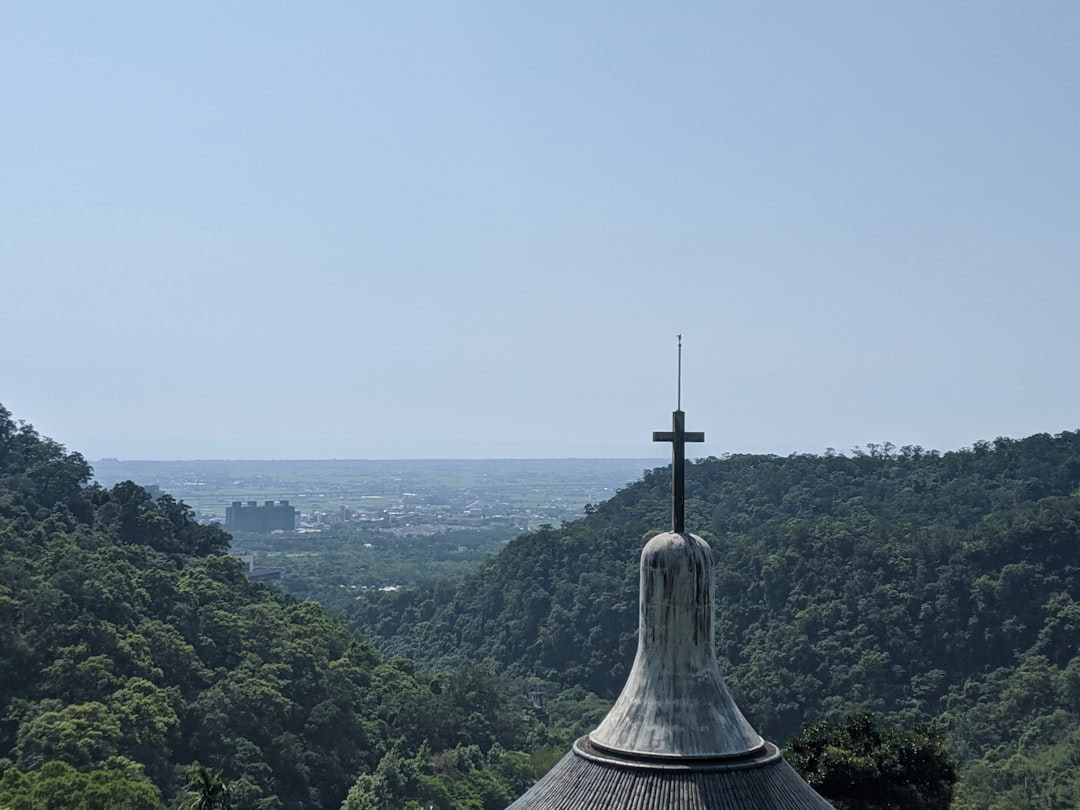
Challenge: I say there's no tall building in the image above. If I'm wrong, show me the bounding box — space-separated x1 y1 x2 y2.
506 389 835 808
225 500 296 533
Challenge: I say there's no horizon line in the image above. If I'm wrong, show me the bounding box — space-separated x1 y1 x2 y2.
89 455 673 463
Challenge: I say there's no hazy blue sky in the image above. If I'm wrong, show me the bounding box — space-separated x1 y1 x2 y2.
3 3 1078 460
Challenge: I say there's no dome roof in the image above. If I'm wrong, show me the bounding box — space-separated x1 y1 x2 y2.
506 532 835 810
590 532 762 759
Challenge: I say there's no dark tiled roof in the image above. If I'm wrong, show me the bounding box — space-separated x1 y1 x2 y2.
507 739 834 810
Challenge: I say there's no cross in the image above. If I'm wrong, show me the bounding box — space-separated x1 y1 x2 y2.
652 336 703 533
653 411 704 533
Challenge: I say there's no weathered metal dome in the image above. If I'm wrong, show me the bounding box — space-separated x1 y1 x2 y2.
590 532 762 759
505 531 835 810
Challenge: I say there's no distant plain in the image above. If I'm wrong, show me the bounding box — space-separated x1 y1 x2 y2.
90 457 667 528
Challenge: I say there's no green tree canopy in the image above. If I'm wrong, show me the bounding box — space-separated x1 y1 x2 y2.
786 711 957 810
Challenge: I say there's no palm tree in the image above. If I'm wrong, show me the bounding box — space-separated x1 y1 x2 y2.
183 765 231 810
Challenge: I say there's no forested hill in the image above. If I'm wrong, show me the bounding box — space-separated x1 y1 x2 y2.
8 397 1080 808
0 404 536 810
353 433 1080 805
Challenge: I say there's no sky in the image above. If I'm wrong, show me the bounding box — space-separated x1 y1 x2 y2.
2 2 1078 460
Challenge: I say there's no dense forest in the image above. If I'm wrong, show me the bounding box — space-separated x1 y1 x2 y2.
0 405 542 809
348 435 1080 808
5 396 1080 808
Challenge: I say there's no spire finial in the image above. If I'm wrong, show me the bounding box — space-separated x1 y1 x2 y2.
677 334 683 411
652 336 704 533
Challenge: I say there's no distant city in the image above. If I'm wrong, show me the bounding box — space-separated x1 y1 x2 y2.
90 458 666 535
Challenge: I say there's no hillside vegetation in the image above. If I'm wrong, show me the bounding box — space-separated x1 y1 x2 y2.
350 435 1080 807
7 395 1080 808
0 404 536 810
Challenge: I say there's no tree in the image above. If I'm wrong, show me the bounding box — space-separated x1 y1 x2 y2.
183 765 231 810
14 702 123 770
0 760 160 810
786 711 957 810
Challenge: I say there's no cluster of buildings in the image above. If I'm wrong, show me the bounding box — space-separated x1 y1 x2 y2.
223 497 535 535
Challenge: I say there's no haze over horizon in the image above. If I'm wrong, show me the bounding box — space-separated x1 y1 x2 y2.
4 3 1077 461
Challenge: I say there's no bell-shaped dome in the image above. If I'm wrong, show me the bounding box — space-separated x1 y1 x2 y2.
589 531 763 759
506 529 834 810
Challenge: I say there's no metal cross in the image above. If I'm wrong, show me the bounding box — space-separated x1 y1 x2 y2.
652 336 704 533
